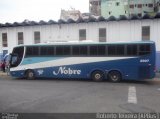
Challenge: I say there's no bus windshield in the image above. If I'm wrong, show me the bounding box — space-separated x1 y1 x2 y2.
10 46 24 68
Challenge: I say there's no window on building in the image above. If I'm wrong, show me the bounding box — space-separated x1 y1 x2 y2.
116 2 120 6
2 33 8 47
34 31 41 44
138 4 142 8
138 13 142 17
135 4 137 7
79 29 86 41
142 26 150 41
18 32 24 45
148 4 153 7
99 28 106 42
109 11 111 15
130 5 134 8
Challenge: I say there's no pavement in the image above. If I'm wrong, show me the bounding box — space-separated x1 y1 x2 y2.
1 71 160 78
0 71 160 114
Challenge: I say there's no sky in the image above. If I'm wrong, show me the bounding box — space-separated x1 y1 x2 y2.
0 0 89 24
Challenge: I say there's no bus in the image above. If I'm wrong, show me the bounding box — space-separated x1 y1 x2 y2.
9 41 156 82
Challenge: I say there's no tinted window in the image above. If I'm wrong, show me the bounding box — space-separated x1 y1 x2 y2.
72 46 79 56
108 45 116 56
39 46 55 56
98 45 106 55
139 44 151 55
48 47 55 55
40 47 48 56
108 45 125 56
26 46 39 56
80 46 88 55
11 46 24 67
56 46 63 56
90 46 97 56
127 45 137 56
63 46 71 55
117 45 125 55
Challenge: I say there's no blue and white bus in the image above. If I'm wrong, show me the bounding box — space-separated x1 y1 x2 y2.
9 41 156 82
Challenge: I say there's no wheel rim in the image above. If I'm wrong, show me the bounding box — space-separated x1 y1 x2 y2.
111 74 118 81
108 71 121 82
28 72 34 78
95 73 101 80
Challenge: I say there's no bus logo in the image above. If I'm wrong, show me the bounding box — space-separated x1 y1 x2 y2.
140 59 149 63
53 67 81 75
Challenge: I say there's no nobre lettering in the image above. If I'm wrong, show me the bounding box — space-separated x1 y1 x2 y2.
53 67 81 75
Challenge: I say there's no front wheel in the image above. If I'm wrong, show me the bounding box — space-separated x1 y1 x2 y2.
108 71 121 83
26 70 35 80
91 70 104 82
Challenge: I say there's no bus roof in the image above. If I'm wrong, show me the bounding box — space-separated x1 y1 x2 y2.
15 41 155 47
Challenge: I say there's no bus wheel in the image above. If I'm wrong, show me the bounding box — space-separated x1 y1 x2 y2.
91 70 104 82
108 71 121 83
26 70 35 80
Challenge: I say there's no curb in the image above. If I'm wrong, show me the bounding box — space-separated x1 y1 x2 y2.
0 72 9 76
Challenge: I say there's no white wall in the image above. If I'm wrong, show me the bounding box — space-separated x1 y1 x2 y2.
0 19 160 54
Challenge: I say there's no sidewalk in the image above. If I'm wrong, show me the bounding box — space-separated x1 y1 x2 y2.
156 73 160 79
0 71 9 76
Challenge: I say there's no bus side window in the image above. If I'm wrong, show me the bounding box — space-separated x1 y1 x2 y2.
32 47 39 56
139 44 151 55
127 45 138 56
40 47 48 56
63 46 71 55
108 45 116 56
26 47 33 56
97 45 105 56
90 46 97 56
72 46 79 56
56 46 63 56
79 46 88 56
117 45 125 56
48 47 55 56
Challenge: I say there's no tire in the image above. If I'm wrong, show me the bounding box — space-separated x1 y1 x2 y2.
108 70 121 83
91 70 104 82
26 70 35 80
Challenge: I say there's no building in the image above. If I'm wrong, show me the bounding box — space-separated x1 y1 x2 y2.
90 0 160 18
0 14 160 71
128 0 159 18
89 0 101 16
60 8 81 21
101 0 129 18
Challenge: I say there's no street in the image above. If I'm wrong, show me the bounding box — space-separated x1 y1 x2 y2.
0 74 160 113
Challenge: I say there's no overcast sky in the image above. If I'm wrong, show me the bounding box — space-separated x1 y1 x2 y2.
0 0 89 23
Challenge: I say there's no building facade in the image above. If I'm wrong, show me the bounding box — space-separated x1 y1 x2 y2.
101 0 129 18
0 17 160 71
60 9 81 21
91 0 160 18
89 0 101 16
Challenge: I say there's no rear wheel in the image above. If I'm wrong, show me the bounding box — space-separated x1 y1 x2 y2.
26 70 35 80
108 71 121 83
91 70 104 82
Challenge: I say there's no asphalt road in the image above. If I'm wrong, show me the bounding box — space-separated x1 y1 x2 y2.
0 74 160 113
